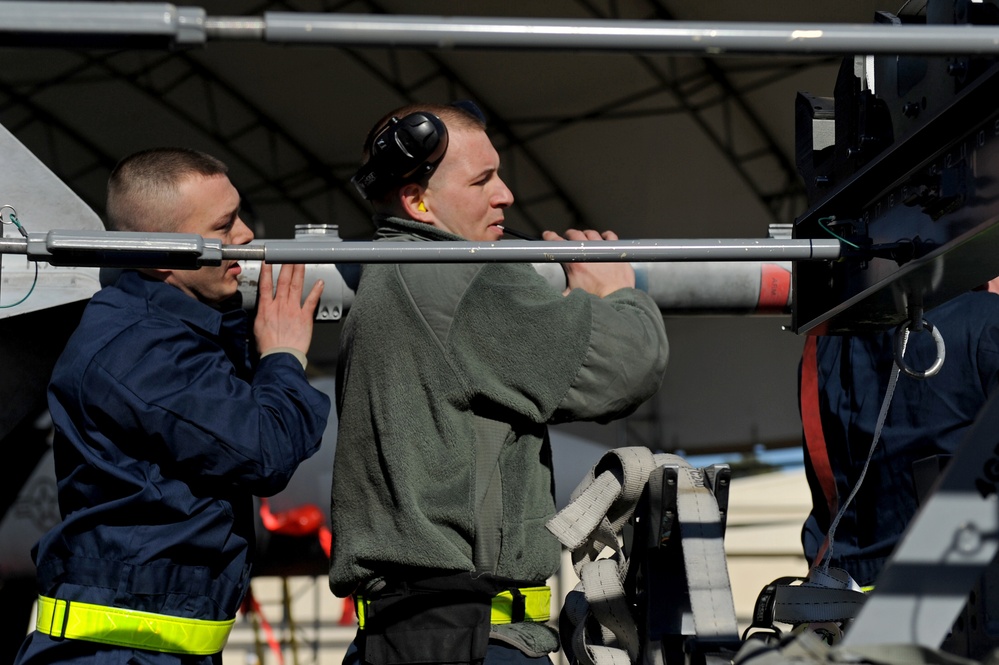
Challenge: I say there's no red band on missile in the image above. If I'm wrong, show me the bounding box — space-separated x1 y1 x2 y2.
757 263 791 312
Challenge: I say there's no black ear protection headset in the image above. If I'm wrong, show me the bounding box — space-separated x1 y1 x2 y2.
351 101 487 201
351 112 448 201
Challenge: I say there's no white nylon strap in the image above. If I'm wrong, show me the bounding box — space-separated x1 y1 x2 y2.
565 584 634 665
547 447 657 664
574 643 634 665
547 447 658 576
771 586 867 624
579 559 640 662
548 469 621 550
548 447 738 663
807 566 861 591
675 465 739 640
771 567 866 625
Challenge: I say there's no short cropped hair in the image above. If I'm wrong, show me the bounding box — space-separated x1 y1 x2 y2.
106 148 229 232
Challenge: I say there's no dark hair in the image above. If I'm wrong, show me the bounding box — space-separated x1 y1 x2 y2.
106 147 229 232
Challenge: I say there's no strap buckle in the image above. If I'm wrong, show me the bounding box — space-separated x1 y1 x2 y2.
508 588 525 623
742 576 802 641
490 586 550 624
49 598 71 641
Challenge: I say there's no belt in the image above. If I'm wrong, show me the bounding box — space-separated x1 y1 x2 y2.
491 586 551 624
36 595 235 655
356 585 551 629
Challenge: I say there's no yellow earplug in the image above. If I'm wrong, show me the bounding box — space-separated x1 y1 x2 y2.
417 201 427 212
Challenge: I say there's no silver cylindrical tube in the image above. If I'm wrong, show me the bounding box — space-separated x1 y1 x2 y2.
258 13 999 56
239 261 792 319
525 262 792 315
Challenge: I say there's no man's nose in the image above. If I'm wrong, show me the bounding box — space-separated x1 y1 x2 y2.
233 217 254 244
493 179 515 208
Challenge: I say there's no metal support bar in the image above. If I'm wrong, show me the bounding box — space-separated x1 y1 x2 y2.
255 13 999 56
13 231 224 268
0 1 205 46
4 4 999 55
3 231 798 319
1 231 841 265
246 238 839 263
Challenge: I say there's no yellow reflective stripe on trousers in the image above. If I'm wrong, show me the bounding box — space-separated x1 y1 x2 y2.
36 595 235 656
356 585 550 629
490 586 551 624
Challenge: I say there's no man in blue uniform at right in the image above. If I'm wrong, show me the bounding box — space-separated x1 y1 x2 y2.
15 147 330 664
800 278 999 587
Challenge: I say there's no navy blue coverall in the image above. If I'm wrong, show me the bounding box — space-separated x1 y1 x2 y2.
800 290 999 586
15 270 330 665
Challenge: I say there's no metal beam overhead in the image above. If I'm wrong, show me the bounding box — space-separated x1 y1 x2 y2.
6 4 999 55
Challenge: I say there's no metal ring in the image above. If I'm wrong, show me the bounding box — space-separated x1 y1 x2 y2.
0 204 17 225
893 318 946 379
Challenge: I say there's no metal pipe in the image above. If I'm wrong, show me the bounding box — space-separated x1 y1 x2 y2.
203 16 264 39
4 4 999 55
0 237 28 255
236 238 841 264
8 232 842 265
258 13 999 56
11 231 841 269
0 1 206 45
4 230 798 318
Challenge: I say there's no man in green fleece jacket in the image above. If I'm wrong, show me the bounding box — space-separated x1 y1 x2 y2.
331 101 669 665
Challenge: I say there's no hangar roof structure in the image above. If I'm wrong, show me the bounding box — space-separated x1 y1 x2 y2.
0 0 904 454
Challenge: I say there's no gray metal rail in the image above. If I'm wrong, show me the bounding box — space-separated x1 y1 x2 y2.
0 231 842 266
1 232 816 319
3 3 999 55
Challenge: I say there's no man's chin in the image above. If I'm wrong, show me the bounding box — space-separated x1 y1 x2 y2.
484 225 504 240
213 289 244 310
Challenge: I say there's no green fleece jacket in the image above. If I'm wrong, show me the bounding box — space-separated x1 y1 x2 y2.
329 217 668 652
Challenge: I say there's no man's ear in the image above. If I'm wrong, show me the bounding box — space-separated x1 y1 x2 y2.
400 184 432 223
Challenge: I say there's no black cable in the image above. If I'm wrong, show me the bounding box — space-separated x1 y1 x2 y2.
500 225 538 241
